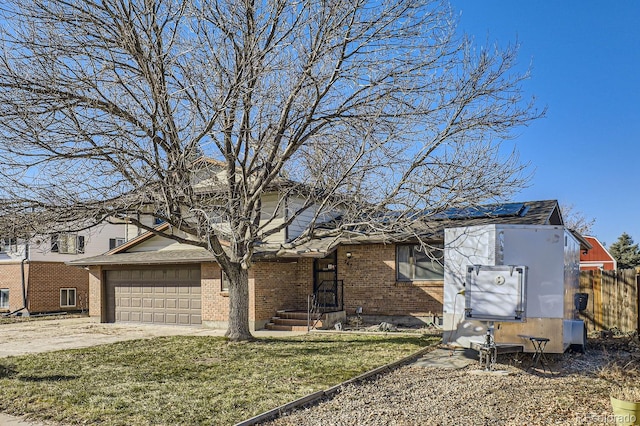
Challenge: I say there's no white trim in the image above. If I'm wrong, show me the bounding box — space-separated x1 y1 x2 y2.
0 288 9 309
582 236 617 270
60 288 77 308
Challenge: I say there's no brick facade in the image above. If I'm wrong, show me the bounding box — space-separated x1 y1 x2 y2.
88 266 102 318
336 244 443 318
201 262 228 322
252 258 313 325
247 244 443 323
0 263 28 313
27 262 89 313
201 260 313 328
86 243 444 328
0 261 89 314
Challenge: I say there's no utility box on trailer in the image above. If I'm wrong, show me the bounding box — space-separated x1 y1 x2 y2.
443 224 586 353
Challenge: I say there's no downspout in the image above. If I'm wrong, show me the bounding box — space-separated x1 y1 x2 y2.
6 242 29 316
20 254 29 315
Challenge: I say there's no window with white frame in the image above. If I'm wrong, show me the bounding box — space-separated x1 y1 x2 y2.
0 237 17 253
396 244 444 281
60 288 76 308
51 234 85 254
0 289 9 309
109 238 126 250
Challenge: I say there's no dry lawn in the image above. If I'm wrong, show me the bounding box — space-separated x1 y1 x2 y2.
0 333 437 425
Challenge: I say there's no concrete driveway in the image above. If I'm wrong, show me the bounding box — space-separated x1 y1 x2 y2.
0 317 231 358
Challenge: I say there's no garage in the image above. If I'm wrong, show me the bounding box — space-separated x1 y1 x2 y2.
105 266 202 325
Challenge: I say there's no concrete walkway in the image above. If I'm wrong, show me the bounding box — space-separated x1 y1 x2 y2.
412 347 479 369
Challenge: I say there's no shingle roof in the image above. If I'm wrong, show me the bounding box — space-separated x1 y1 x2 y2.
68 249 215 266
68 199 580 266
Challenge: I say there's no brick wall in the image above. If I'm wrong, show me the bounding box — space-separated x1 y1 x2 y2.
201 262 228 322
81 242 444 327
336 244 443 317
28 262 89 313
200 261 312 326
252 259 313 323
0 263 29 313
88 266 102 318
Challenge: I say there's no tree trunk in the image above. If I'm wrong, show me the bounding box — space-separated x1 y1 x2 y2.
225 265 253 341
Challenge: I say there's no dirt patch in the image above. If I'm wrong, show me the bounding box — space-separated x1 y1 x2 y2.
0 316 226 358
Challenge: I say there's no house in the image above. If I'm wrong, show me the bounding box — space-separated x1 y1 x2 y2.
68 199 590 330
579 236 616 271
0 219 155 316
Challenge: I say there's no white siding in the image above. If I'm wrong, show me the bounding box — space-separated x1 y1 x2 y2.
259 193 286 244
125 214 157 240
128 228 201 252
0 239 27 263
128 237 193 252
28 222 128 262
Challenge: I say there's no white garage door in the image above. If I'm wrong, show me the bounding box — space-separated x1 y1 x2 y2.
105 266 201 325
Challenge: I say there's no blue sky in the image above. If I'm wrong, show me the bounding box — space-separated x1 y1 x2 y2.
449 1 640 246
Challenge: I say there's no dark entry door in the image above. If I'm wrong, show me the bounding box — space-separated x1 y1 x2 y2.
313 251 338 309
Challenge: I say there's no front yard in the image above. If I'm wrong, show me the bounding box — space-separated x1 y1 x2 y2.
0 333 438 425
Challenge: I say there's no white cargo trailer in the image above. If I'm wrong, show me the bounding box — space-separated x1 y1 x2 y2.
443 224 586 353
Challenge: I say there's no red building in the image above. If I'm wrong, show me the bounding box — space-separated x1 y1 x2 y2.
580 236 616 271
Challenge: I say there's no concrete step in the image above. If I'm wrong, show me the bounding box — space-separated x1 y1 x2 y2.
265 323 311 332
270 317 323 328
276 310 321 320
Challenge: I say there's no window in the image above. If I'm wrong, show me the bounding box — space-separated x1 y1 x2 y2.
397 244 444 281
0 289 8 309
51 234 85 254
0 237 17 253
109 238 126 250
60 288 76 308
221 271 230 292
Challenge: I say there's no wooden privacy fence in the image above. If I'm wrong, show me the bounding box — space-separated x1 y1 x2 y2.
579 269 640 333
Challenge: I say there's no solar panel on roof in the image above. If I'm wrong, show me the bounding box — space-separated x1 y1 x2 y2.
431 202 526 220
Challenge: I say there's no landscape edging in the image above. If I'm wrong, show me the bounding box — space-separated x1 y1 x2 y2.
234 341 437 426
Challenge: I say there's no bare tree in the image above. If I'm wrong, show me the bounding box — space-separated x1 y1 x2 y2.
0 0 542 340
560 203 596 236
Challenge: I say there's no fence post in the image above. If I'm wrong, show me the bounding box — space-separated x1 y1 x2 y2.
594 269 603 331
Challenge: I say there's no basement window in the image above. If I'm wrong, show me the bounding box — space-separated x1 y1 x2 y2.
396 244 444 281
60 288 76 308
0 289 8 309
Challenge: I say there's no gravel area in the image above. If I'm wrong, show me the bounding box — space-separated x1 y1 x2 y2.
265 339 639 426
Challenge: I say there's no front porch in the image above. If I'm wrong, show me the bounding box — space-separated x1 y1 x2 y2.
254 245 443 331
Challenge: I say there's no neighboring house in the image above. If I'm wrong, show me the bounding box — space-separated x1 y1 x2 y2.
69 199 591 330
0 219 153 315
580 236 616 271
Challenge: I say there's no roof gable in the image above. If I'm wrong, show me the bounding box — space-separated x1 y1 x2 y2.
581 236 616 264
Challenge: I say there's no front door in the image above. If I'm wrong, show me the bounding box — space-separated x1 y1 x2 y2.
313 251 338 309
